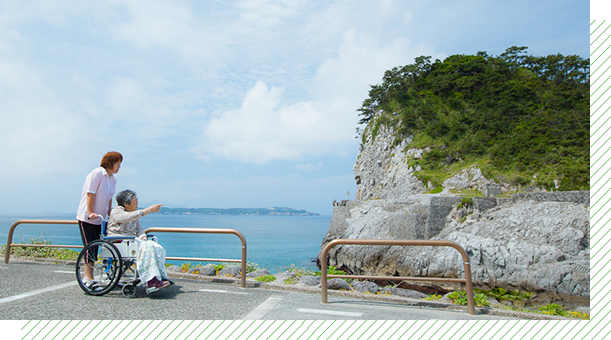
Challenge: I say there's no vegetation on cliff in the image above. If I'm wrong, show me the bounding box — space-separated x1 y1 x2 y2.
358 46 589 190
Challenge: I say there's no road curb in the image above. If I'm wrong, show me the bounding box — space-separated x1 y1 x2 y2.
169 271 573 320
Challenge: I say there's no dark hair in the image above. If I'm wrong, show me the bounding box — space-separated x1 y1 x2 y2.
116 189 137 208
100 151 123 170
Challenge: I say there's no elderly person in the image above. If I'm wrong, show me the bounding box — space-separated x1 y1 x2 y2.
76 151 122 289
107 189 170 293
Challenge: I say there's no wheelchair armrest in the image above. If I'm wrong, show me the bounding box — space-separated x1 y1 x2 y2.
146 234 155 239
103 236 137 241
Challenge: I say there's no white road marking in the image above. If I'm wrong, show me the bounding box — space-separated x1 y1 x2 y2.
297 308 363 317
54 271 75 274
242 295 285 320
0 281 78 304
199 289 247 295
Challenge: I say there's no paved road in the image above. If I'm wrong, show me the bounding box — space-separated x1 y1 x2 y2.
0 261 519 320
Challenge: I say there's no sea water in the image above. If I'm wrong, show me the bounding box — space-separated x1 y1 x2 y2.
0 214 331 273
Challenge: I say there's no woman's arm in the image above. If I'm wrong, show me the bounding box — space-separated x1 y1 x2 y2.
138 205 162 240
111 204 164 224
143 204 163 216
86 193 97 220
111 207 145 224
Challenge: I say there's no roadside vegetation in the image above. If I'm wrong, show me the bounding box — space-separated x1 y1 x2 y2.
0 238 79 261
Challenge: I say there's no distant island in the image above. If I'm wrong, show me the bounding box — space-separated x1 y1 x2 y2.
159 206 319 216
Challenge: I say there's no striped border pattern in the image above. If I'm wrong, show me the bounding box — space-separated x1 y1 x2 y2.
7 17 604 340
591 17 611 340
12 318 596 340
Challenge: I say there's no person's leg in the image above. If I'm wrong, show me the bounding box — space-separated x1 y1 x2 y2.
137 241 170 292
151 242 169 281
78 221 101 281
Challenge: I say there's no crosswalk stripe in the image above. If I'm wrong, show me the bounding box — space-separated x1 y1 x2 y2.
242 295 284 320
297 308 363 317
0 281 77 304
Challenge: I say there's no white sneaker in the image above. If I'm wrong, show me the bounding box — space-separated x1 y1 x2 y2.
85 280 102 292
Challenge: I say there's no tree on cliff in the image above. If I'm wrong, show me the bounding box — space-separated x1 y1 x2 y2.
358 46 589 191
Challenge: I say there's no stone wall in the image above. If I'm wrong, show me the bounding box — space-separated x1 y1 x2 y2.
319 194 590 305
512 191 590 205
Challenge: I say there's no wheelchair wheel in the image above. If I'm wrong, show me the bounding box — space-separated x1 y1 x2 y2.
76 240 123 296
122 283 137 298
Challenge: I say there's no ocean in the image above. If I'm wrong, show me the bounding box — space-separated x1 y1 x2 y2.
0 213 332 273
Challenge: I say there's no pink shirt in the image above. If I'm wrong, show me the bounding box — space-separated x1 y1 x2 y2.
76 167 117 224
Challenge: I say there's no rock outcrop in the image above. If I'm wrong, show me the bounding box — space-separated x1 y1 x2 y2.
320 124 590 306
354 125 425 201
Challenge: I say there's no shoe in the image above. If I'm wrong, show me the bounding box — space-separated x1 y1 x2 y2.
85 280 102 292
146 277 171 294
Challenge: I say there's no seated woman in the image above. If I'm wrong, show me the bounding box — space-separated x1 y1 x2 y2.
107 189 170 293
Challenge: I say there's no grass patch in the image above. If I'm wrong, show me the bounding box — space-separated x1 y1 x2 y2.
425 294 443 301
446 289 589 319
446 290 490 307
474 287 532 305
255 275 276 283
428 186 444 194
1 238 79 261
280 264 318 284
173 261 262 275
498 304 589 319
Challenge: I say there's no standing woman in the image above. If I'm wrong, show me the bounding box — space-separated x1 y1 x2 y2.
76 151 123 287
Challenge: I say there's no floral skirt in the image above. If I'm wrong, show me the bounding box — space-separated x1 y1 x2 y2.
136 240 168 284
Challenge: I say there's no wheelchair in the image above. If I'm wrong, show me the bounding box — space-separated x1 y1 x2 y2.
75 220 152 298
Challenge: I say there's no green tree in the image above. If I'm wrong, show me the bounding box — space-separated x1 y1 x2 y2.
358 47 589 190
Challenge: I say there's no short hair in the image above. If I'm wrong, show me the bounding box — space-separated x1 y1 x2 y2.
100 151 123 169
116 189 137 208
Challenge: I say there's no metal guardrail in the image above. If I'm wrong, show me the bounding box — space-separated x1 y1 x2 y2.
144 227 248 288
4 220 249 288
3 220 80 264
320 239 476 315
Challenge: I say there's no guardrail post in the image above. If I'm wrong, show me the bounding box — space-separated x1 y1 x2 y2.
320 239 476 315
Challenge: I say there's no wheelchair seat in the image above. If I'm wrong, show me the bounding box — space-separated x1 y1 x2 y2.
100 220 140 259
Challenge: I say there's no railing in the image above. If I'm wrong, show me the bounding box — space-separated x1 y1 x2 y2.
3 220 80 264
3 220 249 288
144 227 247 288
320 239 476 315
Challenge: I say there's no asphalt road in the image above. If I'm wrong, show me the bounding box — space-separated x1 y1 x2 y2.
0 261 519 320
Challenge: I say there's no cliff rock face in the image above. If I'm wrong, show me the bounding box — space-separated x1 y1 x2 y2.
354 125 424 201
320 126 590 305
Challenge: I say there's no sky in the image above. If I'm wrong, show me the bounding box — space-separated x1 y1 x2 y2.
0 0 589 216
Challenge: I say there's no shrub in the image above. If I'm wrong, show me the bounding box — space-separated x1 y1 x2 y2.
255 275 276 283
2 238 79 261
475 287 532 303
447 290 490 307
538 304 567 316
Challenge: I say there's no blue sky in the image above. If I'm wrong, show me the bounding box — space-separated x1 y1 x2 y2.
0 0 588 216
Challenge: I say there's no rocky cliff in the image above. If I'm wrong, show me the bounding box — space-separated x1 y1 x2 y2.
319 124 590 306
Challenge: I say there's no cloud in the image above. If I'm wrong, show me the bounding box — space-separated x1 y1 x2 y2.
193 81 332 163
294 163 323 172
0 54 89 178
235 0 299 28
193 24 431 164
